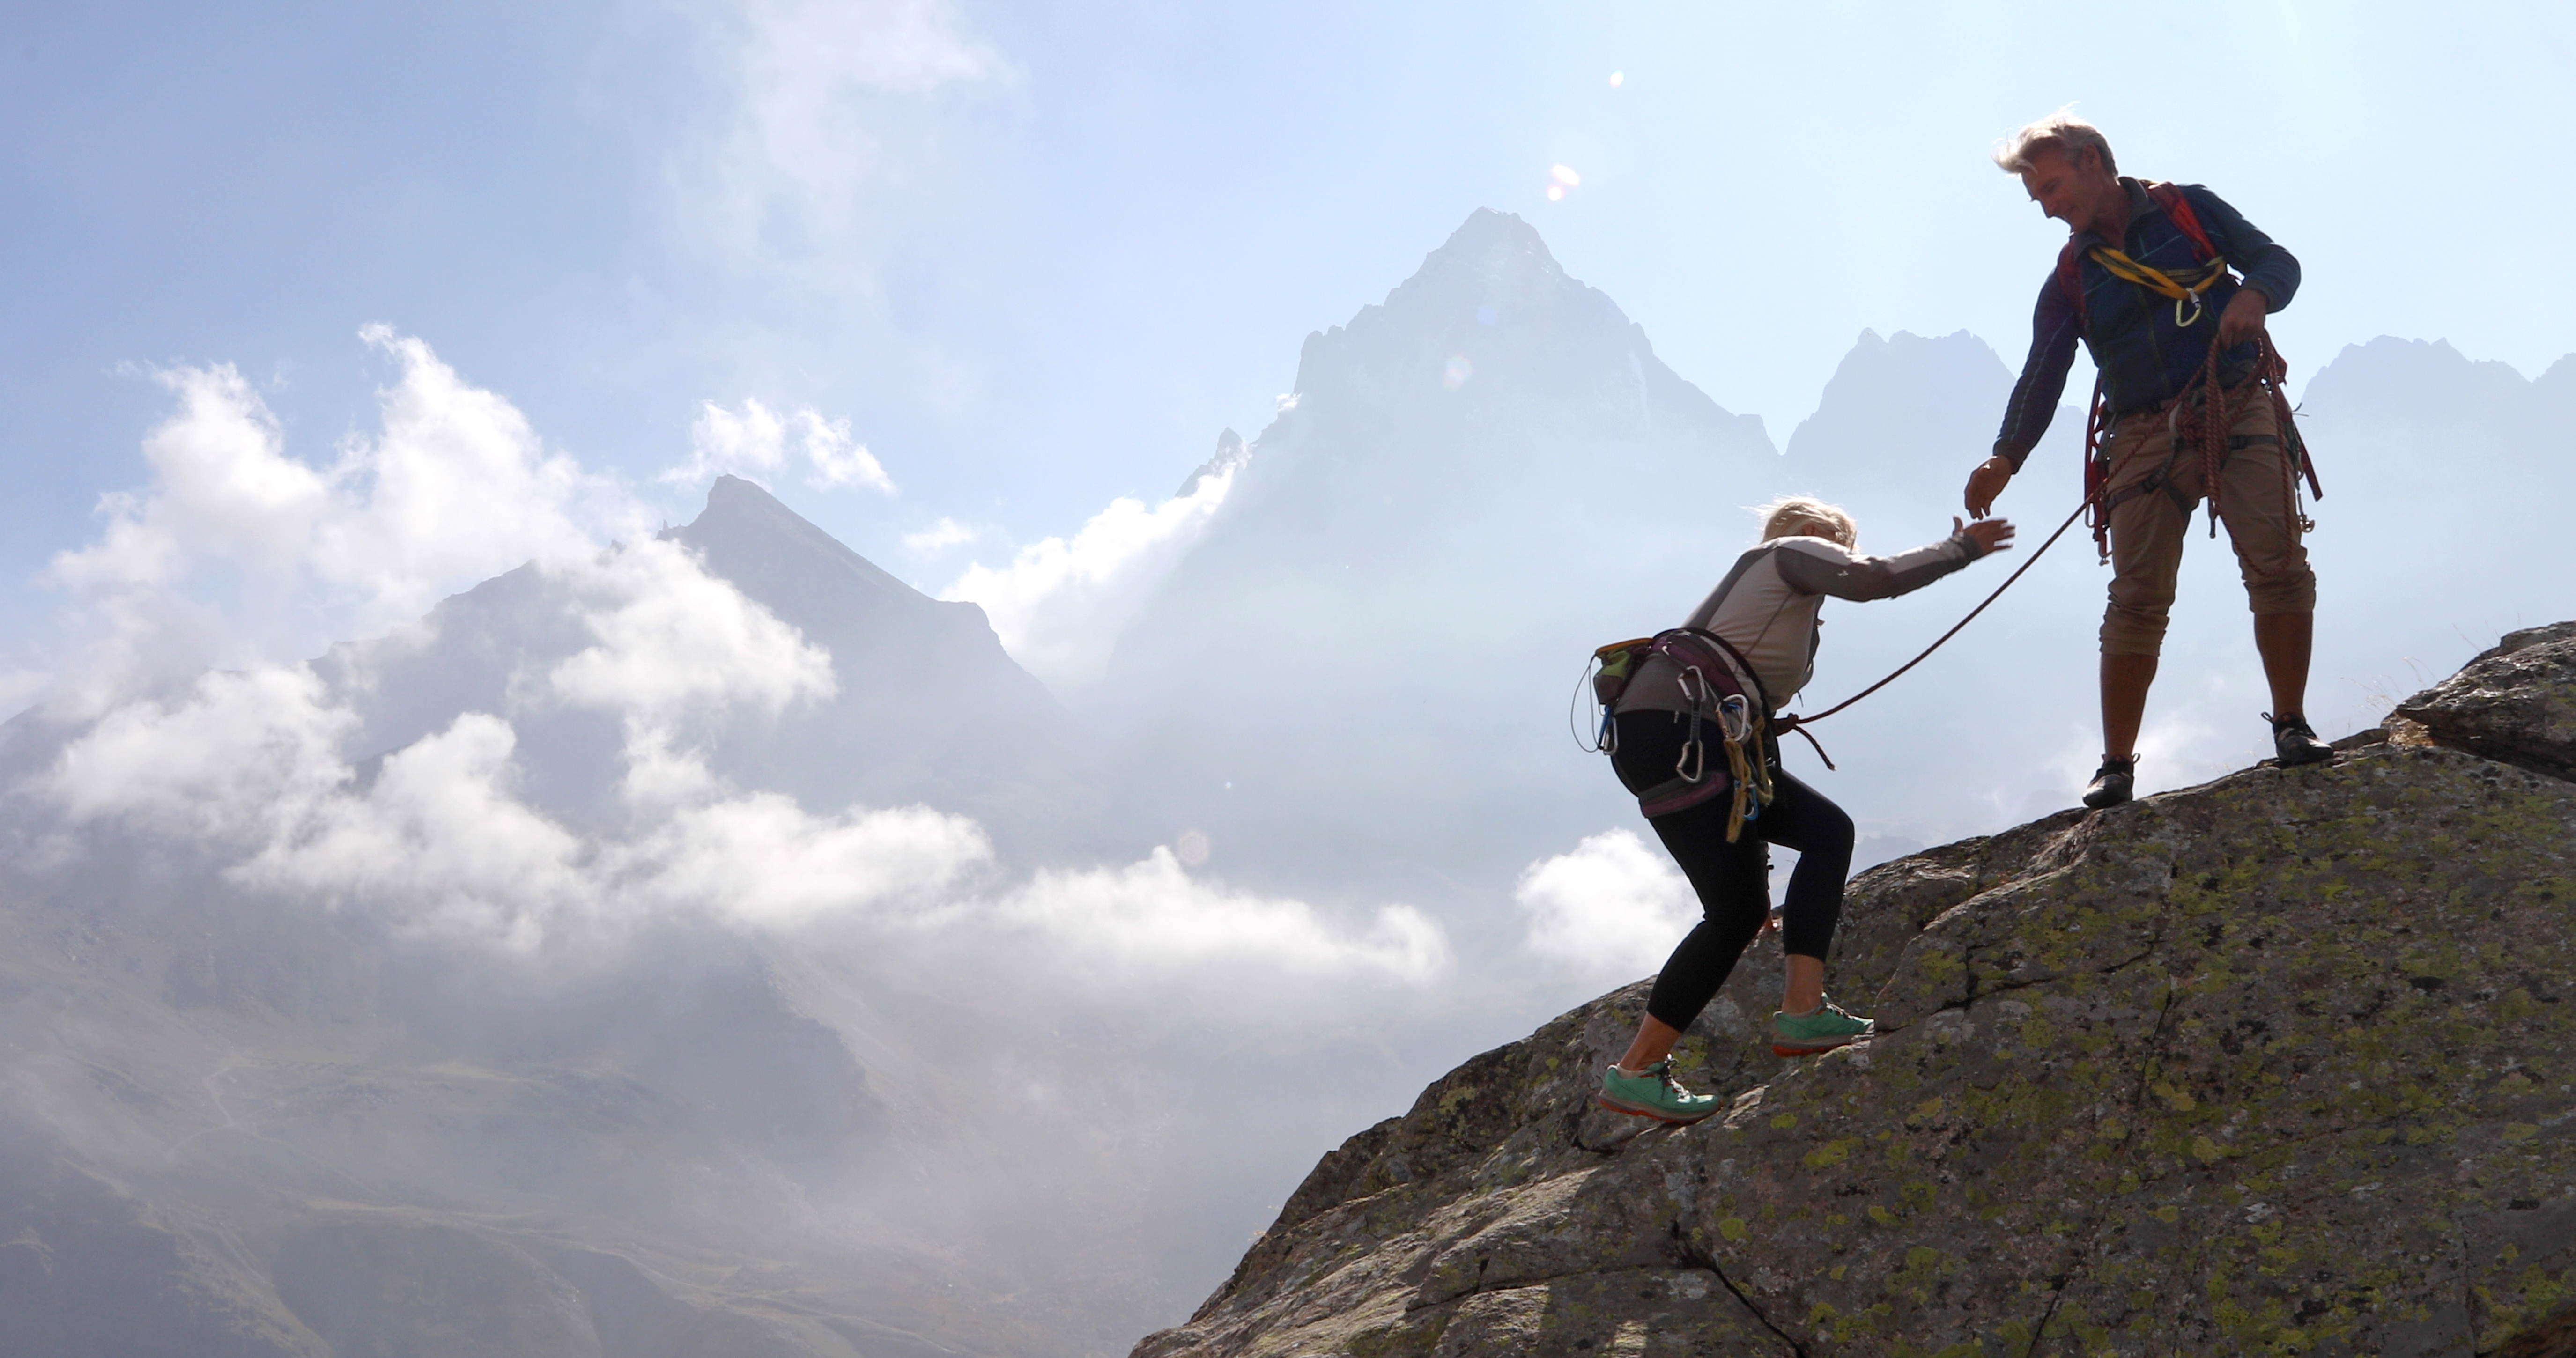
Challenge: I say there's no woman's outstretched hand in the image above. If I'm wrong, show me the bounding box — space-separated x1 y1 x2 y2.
1956 515 2017 554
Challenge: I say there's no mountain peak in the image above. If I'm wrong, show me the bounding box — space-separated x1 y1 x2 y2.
671 474 921 612
1274 208 1756 455
1422 208 1562 282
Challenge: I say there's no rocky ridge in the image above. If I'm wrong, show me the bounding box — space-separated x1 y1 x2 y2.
1137 623 2576 1358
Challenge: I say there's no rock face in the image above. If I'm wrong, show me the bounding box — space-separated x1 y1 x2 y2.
1137 626 2576 1357
2397 622 2576 783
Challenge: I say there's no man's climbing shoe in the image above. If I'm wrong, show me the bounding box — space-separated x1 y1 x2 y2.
1771 998 1874 1058
2082 757 2136 809
1597 1059 1719 1124
2269 713 2333 767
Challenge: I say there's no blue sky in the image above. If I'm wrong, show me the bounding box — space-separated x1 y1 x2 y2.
5 0 2571 683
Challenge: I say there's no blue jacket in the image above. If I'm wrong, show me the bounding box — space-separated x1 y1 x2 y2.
1992 178 2300 467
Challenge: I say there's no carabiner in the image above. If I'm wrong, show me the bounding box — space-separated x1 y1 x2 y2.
1717 693 1752 745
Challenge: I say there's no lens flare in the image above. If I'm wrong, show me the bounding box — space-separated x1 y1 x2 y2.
1608 71 1624 87
1545 185 1563 202
1551 165 1581 187
1443 355 1473 391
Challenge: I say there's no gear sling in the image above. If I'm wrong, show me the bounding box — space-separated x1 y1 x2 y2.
1585 629 1774 842
2059 181 2323 561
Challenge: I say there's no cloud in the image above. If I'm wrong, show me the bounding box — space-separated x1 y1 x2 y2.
41 328 637 709
666 0 1009 276
319 325 615 619
984 848 1449 996
38 562 1443 985
666 399 894 493
901 517 979 554
50 363 327 593
50 665 355 842
941 459 1240 687
1515 829 1700 984
629 795 991 932
235 713 596 951
547 538 837 724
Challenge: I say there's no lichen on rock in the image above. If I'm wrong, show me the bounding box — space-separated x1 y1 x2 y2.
1136 624 2576 1358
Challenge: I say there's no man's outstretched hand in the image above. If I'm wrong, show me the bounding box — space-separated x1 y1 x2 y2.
1956 515 2016 555
1964 455 2015 518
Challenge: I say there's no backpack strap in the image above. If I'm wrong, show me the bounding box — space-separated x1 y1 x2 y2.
2144 181 2218 262
2054 181 2221 316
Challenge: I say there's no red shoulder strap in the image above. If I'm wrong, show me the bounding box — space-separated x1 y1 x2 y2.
2054 238 2083 309
2144 181 2217 262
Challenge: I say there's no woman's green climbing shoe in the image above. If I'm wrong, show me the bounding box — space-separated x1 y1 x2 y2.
1771 998 1873 1057
1596 1059 1719 1124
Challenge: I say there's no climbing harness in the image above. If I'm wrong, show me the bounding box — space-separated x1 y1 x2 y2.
1580 629 1774 841
2081 332 2323 565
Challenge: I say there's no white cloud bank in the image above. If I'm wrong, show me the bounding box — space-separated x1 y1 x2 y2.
44 326 637 712
31 326 1436 1013
941 458 1240 688
1514 828 1699 985
44 648 1444 993
665 399 894 494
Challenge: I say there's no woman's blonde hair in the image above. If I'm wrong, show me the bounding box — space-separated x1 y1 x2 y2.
1752 496 1857 548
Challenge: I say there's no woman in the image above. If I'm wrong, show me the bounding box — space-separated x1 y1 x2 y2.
1597 497 2014 1124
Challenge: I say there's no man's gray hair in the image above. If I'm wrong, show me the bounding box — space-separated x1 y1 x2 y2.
1994 110 2117 177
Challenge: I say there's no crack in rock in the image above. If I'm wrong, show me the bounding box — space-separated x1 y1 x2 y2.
1669 1223 1806 1357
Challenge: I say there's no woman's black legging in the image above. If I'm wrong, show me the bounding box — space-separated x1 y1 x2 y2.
1610 710 1856 1032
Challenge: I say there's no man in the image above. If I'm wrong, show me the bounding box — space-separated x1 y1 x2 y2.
1964 113 2330 809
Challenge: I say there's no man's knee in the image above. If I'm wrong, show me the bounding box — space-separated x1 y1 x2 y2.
2236 534 2317 614
2245 568 2317 615
2100 594 2172 656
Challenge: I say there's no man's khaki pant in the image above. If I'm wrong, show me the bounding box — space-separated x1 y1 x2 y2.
2098 391 2317 657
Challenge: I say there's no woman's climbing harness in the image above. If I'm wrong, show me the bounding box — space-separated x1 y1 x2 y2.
1578 629 1775 842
